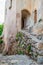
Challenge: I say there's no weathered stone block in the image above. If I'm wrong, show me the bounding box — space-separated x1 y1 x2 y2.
34 43 43 50
37 50 43 56
37 56 43 64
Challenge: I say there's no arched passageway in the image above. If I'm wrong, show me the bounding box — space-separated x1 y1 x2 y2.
21 9 31 29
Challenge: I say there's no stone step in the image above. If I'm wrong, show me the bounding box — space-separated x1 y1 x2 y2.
20 30 43 43
0 54 38 65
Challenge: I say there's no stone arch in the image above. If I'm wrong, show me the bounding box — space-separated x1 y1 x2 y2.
21 9 31 29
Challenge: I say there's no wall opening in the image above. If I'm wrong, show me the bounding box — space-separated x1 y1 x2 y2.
21 9 30 29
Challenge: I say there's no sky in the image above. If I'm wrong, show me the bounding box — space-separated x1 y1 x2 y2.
0 0 6 24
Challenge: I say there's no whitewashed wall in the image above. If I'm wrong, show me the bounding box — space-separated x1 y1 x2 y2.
4 0 17 45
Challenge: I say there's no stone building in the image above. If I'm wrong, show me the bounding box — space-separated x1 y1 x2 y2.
4 0 42 37
3 0 43 54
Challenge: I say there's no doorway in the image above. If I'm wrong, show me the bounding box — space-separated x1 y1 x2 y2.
21 9 30 29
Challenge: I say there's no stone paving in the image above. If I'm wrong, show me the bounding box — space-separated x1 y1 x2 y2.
0 54 40 65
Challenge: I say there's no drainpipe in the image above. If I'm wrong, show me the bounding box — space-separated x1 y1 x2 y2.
34 9 37 24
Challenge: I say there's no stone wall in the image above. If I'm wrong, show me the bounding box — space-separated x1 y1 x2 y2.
19 30 43 64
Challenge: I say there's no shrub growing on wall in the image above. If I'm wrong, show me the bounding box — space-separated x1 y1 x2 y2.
0 24 4 36
16 32 31 55
0 24 4 44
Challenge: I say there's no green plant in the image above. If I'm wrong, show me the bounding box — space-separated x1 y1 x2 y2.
27 44 31 53
17 50 24 55
38 19 42 22
0 24 4 44
16 32 23 41
0 24 4 36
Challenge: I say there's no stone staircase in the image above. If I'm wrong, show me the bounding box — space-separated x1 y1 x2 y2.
0 30 43 65
20 30 43 64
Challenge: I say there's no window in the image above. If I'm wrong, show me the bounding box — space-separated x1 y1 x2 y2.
9 0 12 9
